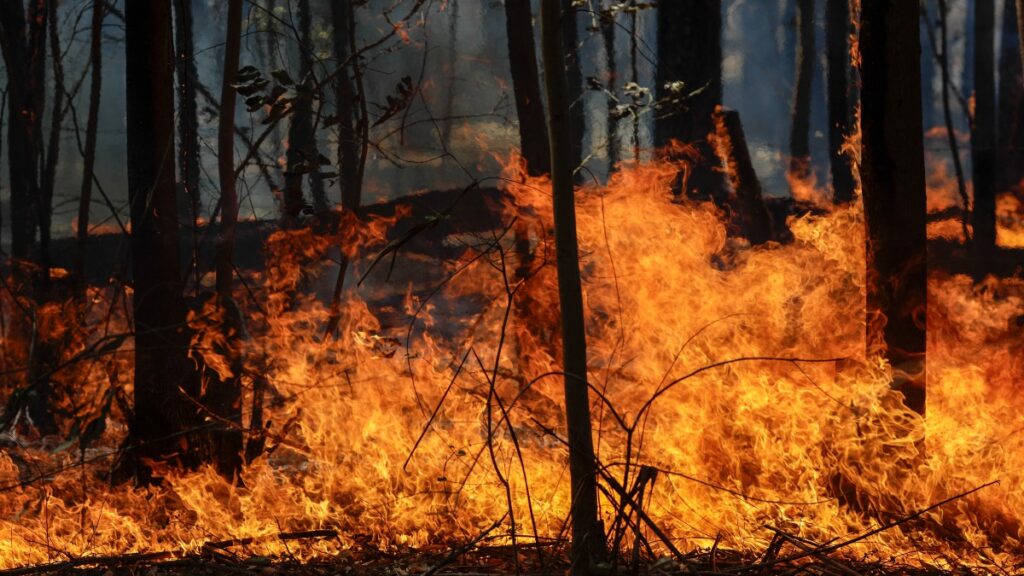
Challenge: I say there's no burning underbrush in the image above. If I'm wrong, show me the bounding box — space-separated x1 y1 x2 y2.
1 155 1023 572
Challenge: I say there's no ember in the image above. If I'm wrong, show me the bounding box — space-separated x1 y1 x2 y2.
0 0 1023 574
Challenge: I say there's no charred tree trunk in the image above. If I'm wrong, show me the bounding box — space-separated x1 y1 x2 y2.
826 0 855 203
323 0 362 339
1018 0 1024 67
124 0 202 477
998 0 1024 194
655 0 725 202
562 0 584 180
174 0 201 279
0 1 44 259
859 0 927 415
601 5 619 173
76 0 104 284
971 0 996 274
540 1 606 573
283 0 326 221
40 0 64 275
505 0 550 176
788 0 814 191
208 0 245 478
713 107 773 245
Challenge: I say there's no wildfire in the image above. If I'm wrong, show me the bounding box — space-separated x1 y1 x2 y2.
1 151 1023 571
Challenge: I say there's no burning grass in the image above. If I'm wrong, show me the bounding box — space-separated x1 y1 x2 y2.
1 154 1024 573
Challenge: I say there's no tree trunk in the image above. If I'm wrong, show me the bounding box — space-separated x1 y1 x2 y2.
76 0 104 285
40 0 64 275
602 5 618 173
0 1 43 259
124 0 202 476
206 0 245 479
504 0 550 176
539 1 606 573
962 0 976 98
174 0 201 280
713 107 773 245
788 0 814 192
655 0 725 201
562 0 584 181
283 0 326 221
971 0 996 274
1018 0 1024 68
998 0 1024 194
332 0 361 208
826 0 855 203
859 0 927 415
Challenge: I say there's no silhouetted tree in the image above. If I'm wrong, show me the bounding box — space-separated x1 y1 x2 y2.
788 0 814 191
540 1 605 573
124 0 203 477
283 0 326 222
175 0 201 245
859 0 927 415
504 0 550 176
601 3 619 172
76 0 105 283
655 0 725 200
826 0 855 203
971 0 996 273
0 0 46 259
562 0 584 180
998 0 1024 194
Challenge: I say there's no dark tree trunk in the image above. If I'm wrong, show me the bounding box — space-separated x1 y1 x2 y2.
332 0 361 208
998 0 1024 193
920 4 936 129
40 0 64 275
962 0 976 98
76 0 104 283
504 0 550 176
788 0 814 191
826 0 855 203
540 1 606 573
124 0 202 476
174 0 201 267
602 5 619 173
971 0 996 274
859 0 927 415
208 0 245 479
713 108 773 245
0 1 44 259
1018 0 1024 68
283 0 326 221
655 0 725 201
561 0 584 181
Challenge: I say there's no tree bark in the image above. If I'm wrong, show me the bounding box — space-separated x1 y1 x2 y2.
539 1 606 573
174 0 201 274
655 0 725 201
76 0 104 285
602 5 619 173
0 1 44 259
788 0 814 191
1018 0 1024 68
713 107 773 245
124 0 202 476
998 0 1024 194
562 0 584 181
283 0 326 222
504 0 550 176
40 0 65 275
971 0 996 274
826 0 855 203
207 0 245 479
859 0 927 415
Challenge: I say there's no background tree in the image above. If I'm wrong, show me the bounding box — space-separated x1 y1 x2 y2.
998 0 1024 195
76 0 105 283
788 0 814 191
0 0 46 259
175 0 202 248
504 0 550 176
540 1 605 573
562 0 584 180
859 0 928 415
826 0 855 203
971 0 996 274
124 0 203 477
601 3 619 173
655 0 724 200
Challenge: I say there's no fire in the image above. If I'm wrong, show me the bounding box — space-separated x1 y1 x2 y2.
1 151 1023 570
